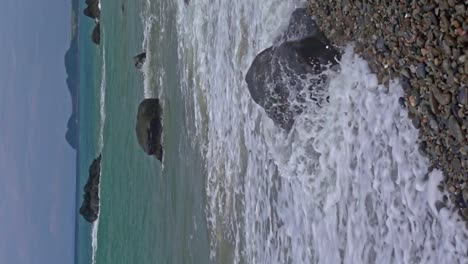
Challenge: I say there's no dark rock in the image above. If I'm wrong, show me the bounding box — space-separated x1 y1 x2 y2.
398 97 407 108
458 87 468 108
375 36 387 53
84 0 100 20
448 116 464 143
415 63 426 78
282 9 326 41
429 92 439 114
134 52 146 69
79 154 102 223
136 99 164 161
245 8 340 131
91 23 100 45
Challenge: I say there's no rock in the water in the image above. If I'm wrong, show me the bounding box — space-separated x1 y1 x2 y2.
245 8 340 130
91 23 100 45
84 0 100 20
136 99 164 161
79 154 102 223
133 52 146 69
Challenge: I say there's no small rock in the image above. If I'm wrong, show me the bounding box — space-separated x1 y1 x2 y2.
432 86 451 105
400 68 411 78
429 92 440 114
458 87 468 108
409 95 417 107
435 201 445 211
412 117 421 128
429 117 440 132
451 157 462 174
375 36 387 53
416 63 426 78
448 116 464 143
398 97 407 108
449 185 457 193
458 55 466 64
400 76 411 93
455 4 466 14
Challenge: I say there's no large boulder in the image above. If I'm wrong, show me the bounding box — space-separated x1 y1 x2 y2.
136 99 164 161
91 23 100 45
83 0 100 20
79 154 101 223
245 8 340 131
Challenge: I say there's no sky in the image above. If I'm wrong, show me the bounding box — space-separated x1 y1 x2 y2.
0 0 76 263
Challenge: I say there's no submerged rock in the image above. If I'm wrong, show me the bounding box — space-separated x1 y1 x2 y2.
79 154 102 223
245 8 340 130
83 0 100 20
135 99 164 161
133 52 146 69
91 23 100 45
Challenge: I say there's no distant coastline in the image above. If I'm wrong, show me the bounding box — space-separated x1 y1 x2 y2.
65 0 80 150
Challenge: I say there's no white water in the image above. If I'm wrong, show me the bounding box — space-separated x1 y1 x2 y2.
176 1 468 263
141 0 156 99
91 47 106 264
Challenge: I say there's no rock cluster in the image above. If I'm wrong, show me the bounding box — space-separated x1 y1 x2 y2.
308 0 467 220
83 0 101 45
79 154 102 223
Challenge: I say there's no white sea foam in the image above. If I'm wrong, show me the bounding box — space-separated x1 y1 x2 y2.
91 46 106 264
140 0 156 99
176 0 468 263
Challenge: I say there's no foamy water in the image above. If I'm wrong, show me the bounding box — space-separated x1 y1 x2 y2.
175 1 468 263
141 4 156 99
91 46 106 264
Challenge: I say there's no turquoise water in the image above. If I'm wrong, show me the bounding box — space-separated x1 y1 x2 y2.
76 0 468 263
77 0 210 263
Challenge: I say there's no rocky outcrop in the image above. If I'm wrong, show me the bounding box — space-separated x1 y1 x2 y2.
135 99 164 161
83 0 100 20
133 52 146 69
91 23 100 45
83 0 101 46
79 154 102 223
245 8 340 131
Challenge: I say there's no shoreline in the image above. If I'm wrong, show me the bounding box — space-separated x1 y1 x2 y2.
308 0 468 220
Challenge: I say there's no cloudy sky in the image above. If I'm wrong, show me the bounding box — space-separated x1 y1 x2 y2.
0 0 76 263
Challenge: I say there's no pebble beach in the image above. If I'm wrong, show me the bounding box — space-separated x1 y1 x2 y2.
309 0 468 221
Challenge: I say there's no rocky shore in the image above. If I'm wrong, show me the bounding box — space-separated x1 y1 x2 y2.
308 0 467 220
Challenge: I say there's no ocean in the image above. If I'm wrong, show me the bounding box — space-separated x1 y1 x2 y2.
75 0 468 263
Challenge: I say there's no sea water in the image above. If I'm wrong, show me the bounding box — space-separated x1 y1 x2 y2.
76 0 468 263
